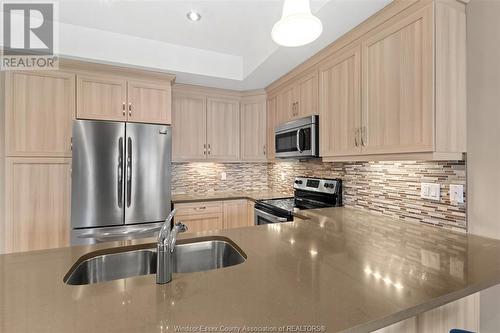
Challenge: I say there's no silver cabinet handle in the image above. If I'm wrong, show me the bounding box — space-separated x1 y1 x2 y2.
208 143 211 155
263 145 266 155
126 137 132 207
128 103 132 117
194 206 206 210
296 129 303 153
122 102 126 116
203 144 206 155
117 137 124 208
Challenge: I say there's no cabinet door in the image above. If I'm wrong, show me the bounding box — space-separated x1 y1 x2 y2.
297 70 319 117
5 71 75 157
276 85 295 124
76 74 127 121
267 96 277 160
223 200 250 229
319 45 362 157
172 94 207 161
127 80 171 124
240 99 267 161
361 4 433 154
4 158 71 253
206 98 240 161
176 213 223 234
247 200 255 226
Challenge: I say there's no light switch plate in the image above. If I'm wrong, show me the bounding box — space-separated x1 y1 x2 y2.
421 183 441 201
449 184 464 204
220 172 227 181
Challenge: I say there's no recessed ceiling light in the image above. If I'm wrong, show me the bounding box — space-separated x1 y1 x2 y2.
186 10 201 22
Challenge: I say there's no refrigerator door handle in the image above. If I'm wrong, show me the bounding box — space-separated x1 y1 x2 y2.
126 137 132 207
117 137 124 208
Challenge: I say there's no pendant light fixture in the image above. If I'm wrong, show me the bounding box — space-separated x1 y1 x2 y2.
272 0 323 47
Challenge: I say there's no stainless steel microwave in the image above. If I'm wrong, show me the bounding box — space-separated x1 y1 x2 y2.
275 115 319 159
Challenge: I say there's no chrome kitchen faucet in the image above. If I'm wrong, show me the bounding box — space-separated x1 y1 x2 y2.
156 209 188 284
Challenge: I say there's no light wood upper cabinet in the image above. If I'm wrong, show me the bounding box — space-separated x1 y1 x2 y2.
172 94 207 161
127 80 171 124
268 0 466 161
6 71 75 157
240 97 267 161
77 74 127 122
206 98 240 161
77 74 172 124
319 45 361 157
276 84 296 124
266 96 277 160
297 70 319 117
223 200 250 229
361 4 434 155
4 158 71 253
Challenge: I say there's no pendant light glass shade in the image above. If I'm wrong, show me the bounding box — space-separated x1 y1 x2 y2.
272 0 323 47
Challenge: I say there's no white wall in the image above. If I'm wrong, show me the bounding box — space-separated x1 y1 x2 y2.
466 0 500 331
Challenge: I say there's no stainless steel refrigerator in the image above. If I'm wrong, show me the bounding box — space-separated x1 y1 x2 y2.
71 120 171 245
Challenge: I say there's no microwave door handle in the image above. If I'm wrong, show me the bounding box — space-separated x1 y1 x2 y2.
296 129 303 153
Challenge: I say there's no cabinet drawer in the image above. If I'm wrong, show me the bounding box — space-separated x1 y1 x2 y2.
174 201 222 216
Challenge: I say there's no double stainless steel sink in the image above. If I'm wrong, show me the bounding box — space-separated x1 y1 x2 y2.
64 236 246 285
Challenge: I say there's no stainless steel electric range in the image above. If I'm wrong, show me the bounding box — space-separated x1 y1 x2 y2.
254 177 342 225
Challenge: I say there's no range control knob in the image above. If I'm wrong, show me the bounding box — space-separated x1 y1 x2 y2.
295 180 303 185
324 183 335 189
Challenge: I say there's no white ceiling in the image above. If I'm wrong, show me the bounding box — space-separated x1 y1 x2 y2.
56 0 391 90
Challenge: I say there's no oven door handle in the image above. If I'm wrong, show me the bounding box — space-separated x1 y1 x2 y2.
296 129 303 153
255 208 288 223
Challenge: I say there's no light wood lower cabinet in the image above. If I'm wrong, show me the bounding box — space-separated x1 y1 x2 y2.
6 71 75 157
4 158 71 253
223 200 250 229
176 213 224 234
174 199 255 233
175 201 224 234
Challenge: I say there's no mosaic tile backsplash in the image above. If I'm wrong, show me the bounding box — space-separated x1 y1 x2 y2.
172 163 269 194
172 160 467 231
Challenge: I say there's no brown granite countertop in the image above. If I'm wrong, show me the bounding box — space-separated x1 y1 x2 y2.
172 190 292 203
2 207 500 333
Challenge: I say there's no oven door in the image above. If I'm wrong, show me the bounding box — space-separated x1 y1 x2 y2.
254 208 290 225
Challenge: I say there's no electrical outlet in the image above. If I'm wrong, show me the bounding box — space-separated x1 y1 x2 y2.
421 183 440 201
449 184 464 204
221 172 227 181
280 172 285 181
